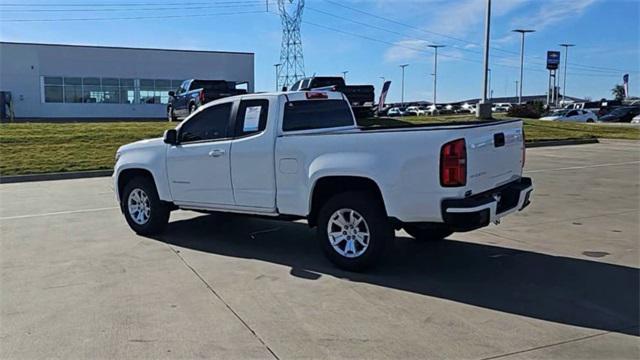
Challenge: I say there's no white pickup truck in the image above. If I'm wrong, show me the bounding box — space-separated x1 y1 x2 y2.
114 91 533 271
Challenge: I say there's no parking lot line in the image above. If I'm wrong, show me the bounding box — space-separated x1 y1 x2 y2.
0 206 119 221
524 160 640 174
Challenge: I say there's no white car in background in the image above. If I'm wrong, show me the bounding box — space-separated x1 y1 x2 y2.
492 103 512 112
540 109 598 123
405 106 427 116
631 114 640 124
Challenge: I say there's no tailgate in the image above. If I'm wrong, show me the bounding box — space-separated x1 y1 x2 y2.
342 85 374 104
463 120 524 193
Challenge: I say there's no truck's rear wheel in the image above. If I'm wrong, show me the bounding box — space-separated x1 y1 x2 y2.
121 176 170 235
317 191 392 272
403 224 453 241
188 103 196 115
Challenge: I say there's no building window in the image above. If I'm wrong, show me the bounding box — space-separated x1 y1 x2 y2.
120 79 135 104
138 79 154 104
155 79 172 104
102 78 120 104
42 76 189 105
63 77 83 103
82 77 103 103
44 77 63 103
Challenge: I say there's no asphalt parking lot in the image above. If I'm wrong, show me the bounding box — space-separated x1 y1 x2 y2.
1 139 638 359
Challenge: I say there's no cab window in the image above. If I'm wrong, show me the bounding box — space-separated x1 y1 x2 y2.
179 103 232 143
235 99 269 136
290 80 302 91
283 100 353 131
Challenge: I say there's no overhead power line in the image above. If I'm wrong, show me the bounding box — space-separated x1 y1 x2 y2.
321 0 638 75
0 3 277 12
0 9 267 22
0 1 264 6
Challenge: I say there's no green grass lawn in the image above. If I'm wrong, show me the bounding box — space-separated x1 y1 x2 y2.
1 117 638 176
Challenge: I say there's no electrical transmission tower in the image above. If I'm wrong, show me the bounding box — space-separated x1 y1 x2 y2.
277 0 305 89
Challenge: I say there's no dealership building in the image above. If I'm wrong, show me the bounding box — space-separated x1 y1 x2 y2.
0 42 254 120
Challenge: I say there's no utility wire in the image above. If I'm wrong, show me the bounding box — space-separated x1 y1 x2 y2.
0 3 277 12
0 1 264 6
321 0 637 75
0 9 267 22
2 2 277 13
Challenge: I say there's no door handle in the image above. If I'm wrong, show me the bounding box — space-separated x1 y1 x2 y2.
208 149 225 157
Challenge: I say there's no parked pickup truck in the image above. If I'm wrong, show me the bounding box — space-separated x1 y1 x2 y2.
167 79 247 121
115 91 533 271
289 76 375 118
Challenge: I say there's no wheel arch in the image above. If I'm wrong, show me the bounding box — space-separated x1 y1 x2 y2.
307 176 386 227
116 168 157 203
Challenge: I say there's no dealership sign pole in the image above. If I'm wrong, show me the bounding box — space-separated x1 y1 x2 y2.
546 51 560 108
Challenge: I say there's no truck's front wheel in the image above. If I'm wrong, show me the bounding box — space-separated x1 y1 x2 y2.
317 191 392 272
121 176 170 235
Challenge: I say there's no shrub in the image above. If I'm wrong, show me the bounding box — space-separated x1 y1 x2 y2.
508 103 544 119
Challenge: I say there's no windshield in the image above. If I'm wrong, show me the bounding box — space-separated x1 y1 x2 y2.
550 110 569 116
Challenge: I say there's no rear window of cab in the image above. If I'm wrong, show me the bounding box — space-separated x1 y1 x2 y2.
283 100 353 131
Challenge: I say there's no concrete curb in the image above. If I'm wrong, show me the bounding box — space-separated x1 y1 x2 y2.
0 170 112 184
525 138 599 148
0 138 600 184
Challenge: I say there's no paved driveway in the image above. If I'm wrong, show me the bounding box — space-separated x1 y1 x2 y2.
1 140 638 359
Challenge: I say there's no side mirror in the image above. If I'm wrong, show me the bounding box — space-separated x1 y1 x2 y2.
168 91 175 97
281 86 288 92
163 129 178 145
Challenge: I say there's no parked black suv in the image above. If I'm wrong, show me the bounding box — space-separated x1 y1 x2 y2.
289 76 375 118
168 79 247 121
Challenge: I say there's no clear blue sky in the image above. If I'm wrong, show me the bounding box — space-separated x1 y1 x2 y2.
1 0 638 103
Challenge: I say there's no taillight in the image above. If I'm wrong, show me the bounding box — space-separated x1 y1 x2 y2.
521 130 526 168
305 91 328 99
199 90 205 103
440 138 467 187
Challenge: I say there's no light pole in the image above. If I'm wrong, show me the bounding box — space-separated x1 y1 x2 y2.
488 68 492 99
512 29 535 104
273 63 281 91
477 0 492 119
428 44 445 108
400 64 409 107
342 70 349 81
560 43 575 104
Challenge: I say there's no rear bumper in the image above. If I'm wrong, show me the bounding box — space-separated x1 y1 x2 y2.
441 177 533 232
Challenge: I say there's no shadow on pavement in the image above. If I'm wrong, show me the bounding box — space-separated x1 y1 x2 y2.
152 213 639 336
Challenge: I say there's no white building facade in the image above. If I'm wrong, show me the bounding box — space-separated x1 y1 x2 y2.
0 42 254 119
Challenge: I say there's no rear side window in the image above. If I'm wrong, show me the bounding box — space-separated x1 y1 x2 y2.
235 99 269 136
179 103 232 143
283 100 353 131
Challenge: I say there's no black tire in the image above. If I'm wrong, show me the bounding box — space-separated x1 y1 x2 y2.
167 106 176 122
403 224 453 241
121 176 170 235
586 118 595 123
317 191 392 272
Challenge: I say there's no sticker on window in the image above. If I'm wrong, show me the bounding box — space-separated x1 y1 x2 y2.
243 106 262 132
